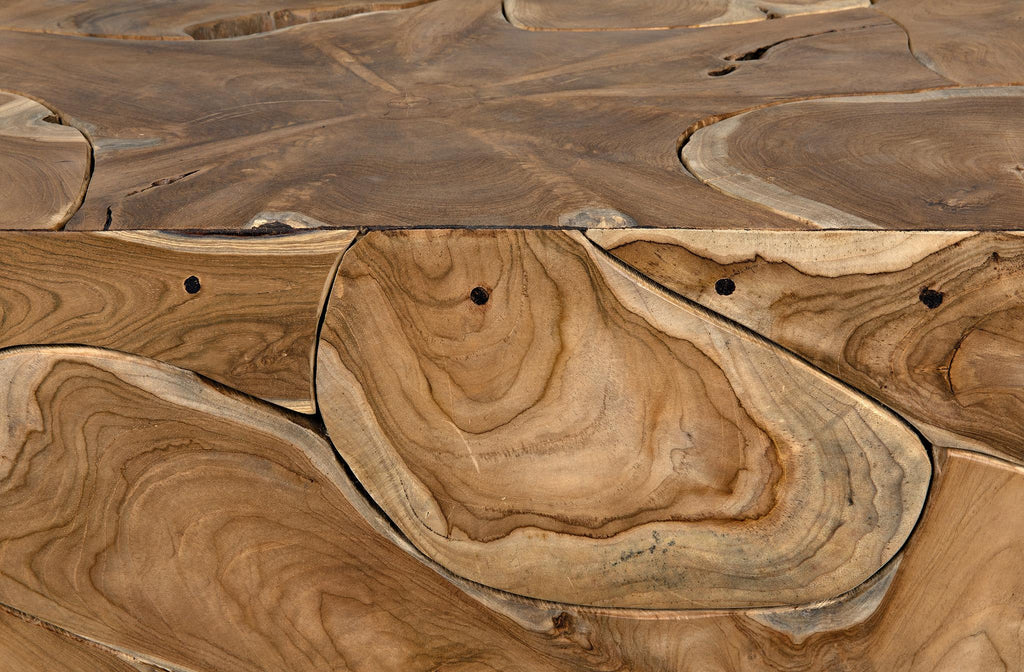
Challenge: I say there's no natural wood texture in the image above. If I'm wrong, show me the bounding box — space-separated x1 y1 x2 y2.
875 0 1024 85
1 345 1021 671
0 92 91 230
0 346 596 672
563 449 1024 671
682 87 1024 229
0 0 438 39
0 608 145 672
0 3 948 231
316 229 930 608
590 229 1024 465
0 230 355 412
504 0 869 31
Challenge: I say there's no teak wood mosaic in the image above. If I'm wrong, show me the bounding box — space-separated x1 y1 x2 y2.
0 0 1021 670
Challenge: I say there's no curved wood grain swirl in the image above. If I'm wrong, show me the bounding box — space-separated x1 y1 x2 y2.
590 229 1024 465
874 0 1024 85
0 92 90 230
682 87 1024 229
316 229 930 609
0 346 596 672
0 230 355 413
0 3 948 231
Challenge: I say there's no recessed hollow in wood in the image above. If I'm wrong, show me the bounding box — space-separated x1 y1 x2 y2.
316 228 931 609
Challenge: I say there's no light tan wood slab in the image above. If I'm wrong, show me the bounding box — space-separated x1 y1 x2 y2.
589 229 1024 465
875 0 1024 85
505 0 870 31
0 346 1019 670
0 608 147 672
0 92 91 230
0 230 355 412
0 0 438 39
0 3 947 231
569 449 1024 670
682 87 1024 229
316 229 930 608
0 346 597 672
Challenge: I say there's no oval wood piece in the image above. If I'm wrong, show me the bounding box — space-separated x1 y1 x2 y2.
683 87 1024 229
316 229 931 609
504 0 870 31
0 92 90 230
589 228 1024 465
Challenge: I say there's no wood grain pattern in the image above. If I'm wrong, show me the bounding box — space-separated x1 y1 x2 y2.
0 346 600 672
0 0 439 39
0 608 146 672
504 0 870 31
316 229 930 608
590 229 1024 465
875 0 1024 85
0 92 91 230
0 3 948 231
682 87 1024 229
2 346 1020 671
556 449 1024 671
0 230 355 412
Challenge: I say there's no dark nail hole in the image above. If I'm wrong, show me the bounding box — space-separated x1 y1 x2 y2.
919 288 943 309
708 65 737 77
715 278 736 296
470 286 489 305
184 275 201 294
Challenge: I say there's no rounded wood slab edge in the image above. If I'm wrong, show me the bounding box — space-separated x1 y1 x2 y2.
316 228 931 609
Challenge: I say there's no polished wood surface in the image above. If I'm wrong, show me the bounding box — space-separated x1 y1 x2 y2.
505 0 870 30
0 92 90 230
590 229 1024 465
682 88 1024 229
317 229 929 608
0 230 354 412
0 2 948 231
1 0 1022 669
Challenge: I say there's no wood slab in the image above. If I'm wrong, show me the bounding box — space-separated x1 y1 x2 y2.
504 0 870 31
1 345 1022 671
0 3 947 231
316 229 930 608
0 346 600 672
564 449 1024 670
0 230 355 412
874 0 1024 85
0 92 91 230
0 0 438 39
590 229 1024 465
0 608 145 672
682 87 1024 229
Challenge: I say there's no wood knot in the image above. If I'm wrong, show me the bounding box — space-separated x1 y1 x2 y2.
715 278 736 296
184 276 201 294
919 288 943 309
470 286 489 305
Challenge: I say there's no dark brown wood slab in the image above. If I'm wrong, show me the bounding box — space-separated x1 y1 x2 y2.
0 3 948 231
